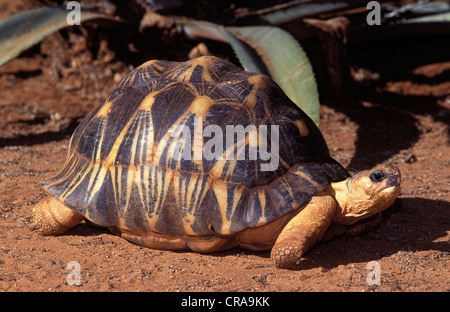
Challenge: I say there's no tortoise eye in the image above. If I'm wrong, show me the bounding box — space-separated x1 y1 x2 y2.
369 170 386 183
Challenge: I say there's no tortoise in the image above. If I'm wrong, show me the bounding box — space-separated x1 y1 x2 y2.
30 56 401 269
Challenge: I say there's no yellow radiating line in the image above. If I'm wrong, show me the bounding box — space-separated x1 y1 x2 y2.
191 174 207 215
279 156 289 170
109 166 118 210
123 118 144 214
45 154 78 188
150 162 156 199
212 180 243 235
280 177 297 209
63 155 82 181
291 168 322 189
243 87 257 109
84 163 101 203
163 114 190 171
124 166 135 215
127 71 138 87
293 119 310 137
153 111 190 165
153 168 163 214
231 186 243 222
60 160 92 200
104 119 136 167
179 174 186 209
225 134 248 179
154 167 174 218
210 138 236 180
139 111 152 211
82 165 108 204
178 65 195 83
143 165 157 228
134 124 146 210
85 118 107 203
96 101 113 118
68 99 112 159
137 59 158 70
257 189 267 226
162 169 174 209
60 136 77 169
212 180 229 234
146 166 162 230
192 114 203 165
67 158 97 201
139 95 156 165
185 173 199 214
143 164 151 213
171 171 180 208
117 166 123 206
201 67 213 83
180 174 197 234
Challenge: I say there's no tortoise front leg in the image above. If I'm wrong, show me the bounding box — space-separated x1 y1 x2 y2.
271 193 336 269
30 197 84 235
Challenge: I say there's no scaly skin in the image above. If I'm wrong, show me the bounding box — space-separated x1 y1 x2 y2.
30 197 84 235
271 194 336 269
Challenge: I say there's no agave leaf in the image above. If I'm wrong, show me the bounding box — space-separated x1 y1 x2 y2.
181 20 320 124
220 27 271 76
180 20 268 74
0 6 114 66
401 12 450 23
228 26 320 124
258 1 349 25
409 1 449 14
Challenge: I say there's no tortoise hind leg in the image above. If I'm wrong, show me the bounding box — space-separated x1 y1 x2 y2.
271 193 336 269
30 197 84 235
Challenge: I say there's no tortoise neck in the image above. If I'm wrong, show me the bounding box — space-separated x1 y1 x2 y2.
324 178 351 224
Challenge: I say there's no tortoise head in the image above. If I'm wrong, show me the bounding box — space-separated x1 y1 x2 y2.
332 166 401 225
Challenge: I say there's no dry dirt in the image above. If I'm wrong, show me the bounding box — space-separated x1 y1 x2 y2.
0 1 449 293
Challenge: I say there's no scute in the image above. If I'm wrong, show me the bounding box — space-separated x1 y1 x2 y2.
44 56 349 237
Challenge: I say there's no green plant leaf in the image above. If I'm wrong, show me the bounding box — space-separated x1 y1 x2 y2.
228 26 320 124
0 6 114 66
401 12 450 23
258 1 349 25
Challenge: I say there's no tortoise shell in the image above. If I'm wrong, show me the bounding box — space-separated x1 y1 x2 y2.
44 56 349 236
